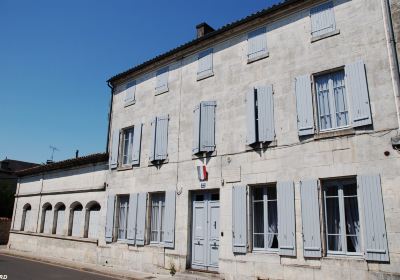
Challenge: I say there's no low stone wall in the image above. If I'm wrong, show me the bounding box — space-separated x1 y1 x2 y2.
0 218 11 244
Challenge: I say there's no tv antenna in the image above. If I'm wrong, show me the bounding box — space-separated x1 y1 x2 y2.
49 145 59 162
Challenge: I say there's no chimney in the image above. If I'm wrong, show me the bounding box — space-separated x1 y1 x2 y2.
196 22 215 39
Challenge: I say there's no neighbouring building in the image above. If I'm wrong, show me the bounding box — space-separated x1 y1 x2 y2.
8 0 400 279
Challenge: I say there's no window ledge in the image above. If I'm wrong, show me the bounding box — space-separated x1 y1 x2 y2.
311 29 340 43
155 86 169 96
314 128 355 140
124 99 136 107
323 255 365 262
117 165 133 171
9 230 98 244
148 158 169 166
245 140 277 151
247 52 269 64
192 150 217 160
197 70 214 81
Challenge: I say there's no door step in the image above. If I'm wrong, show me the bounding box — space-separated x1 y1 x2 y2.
174 269 223 280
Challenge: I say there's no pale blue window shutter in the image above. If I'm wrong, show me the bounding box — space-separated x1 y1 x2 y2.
246 89 257 145
197 48 213 79
358 175 389 262
199 101 216 153
149 119 156 162
136 192 147 245
232 185 247 254
155 67 169 94
105 194 115 243
300 179 322 258
247 27 268 61
345 60 372 127
131 124 142 166
257 85 275 142
124 81 136 104
310 2 336 37
192 105 201 154
127 193 138 245
110 128 120 168
277 181 296 256
295 75 315 136
164 191 176 248
155 115 169 161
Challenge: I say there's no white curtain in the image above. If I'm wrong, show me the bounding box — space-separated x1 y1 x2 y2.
267 201 278 248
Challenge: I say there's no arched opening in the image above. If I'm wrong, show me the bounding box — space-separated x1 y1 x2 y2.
84 201 101 239
53 203 66 235
41 203 53 234
21 204 32 231
68 202 83 237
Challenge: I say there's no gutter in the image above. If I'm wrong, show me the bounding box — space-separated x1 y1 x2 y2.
381 0 400 130
106 82 114 154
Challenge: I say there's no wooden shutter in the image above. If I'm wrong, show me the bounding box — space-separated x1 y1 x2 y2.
131 124 142 165
155 115 169 161
127 193 138 245
300 179 322 258
164 191 176 248
247 27 268 61
124 81 136 104
257 85 275 142
295 75 315 136
358 175 389 262
277 181 296 256
199 101 216 153
246 89 257 145
345 60 372 127
198 48 213 78
192 105 201 154
105 194 115 243
110 128 120 168
136 192 147 245
156 67 169 93
310 1 336 37
149 119 156 162
232 185 247 254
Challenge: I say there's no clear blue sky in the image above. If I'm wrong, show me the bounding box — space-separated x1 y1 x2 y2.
0 0 281 164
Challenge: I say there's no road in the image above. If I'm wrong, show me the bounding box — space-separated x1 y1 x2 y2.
0 253 121 280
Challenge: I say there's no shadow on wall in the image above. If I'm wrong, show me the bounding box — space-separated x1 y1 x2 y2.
0 218 11 245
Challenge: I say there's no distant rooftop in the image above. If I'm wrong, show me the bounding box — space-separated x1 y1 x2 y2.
0 159 39 175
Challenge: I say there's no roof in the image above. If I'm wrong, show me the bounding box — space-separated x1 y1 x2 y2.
16 153 109 177
107 0 301 84
0 159 39 175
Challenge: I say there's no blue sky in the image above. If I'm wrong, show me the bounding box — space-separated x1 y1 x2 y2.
0 0 281 163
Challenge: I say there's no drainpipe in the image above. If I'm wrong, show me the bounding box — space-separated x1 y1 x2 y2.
381 0 400 130
106 82 114 154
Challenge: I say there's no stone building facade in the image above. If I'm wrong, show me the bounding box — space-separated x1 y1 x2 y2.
8 0 400 279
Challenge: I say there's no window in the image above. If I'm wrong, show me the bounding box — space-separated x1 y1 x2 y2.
117 195 129 240
315 70 349 131
192 101 216 155
323 179 361 255
54 203 66 235
122 127 134 166
149 116 169 162
150 193 165 244
69 203 83 237
197 48 213 80
247 27 268 62
155 67 169 95
310 1 337 39
252 186 278 251
246 85 275 145
21 204 31 232
41 203 52 234
86 202 101 239
124 81 136 106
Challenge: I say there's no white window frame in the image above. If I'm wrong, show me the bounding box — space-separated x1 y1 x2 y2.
251 185 279 253
121 127 134 166
116 195 129 241
314 69 351 132
323 179 362 257
150 193 165 244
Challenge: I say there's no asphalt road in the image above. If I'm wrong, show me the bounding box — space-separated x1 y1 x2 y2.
0 253 120 280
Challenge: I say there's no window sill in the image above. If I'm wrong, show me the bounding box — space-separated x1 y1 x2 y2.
247 52 269 64
148 158 169 166
155 86 169 96
117 165 133 171
314 127 355 140
124 100 136 107
245 140 277 151
197 70 214 81
9 230 98 244
311 29 340 43
192 150 217 160
251 249 279 255
323 254 364 261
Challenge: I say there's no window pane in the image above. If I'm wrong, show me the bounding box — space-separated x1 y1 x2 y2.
123 131 130 164
343 183 357 196
253 234 264 249
326 196 341 234
151 204 159 242
316 75 332 130
267 234 279 249
253 188 263 201
332 71 348 128
118 196 129 239
266 187 276 200
253 201 264 234
325 185 338 197
344 196 360 252
327 235 342 251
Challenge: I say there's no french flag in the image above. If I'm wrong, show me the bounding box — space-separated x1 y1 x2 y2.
197 165 208 181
